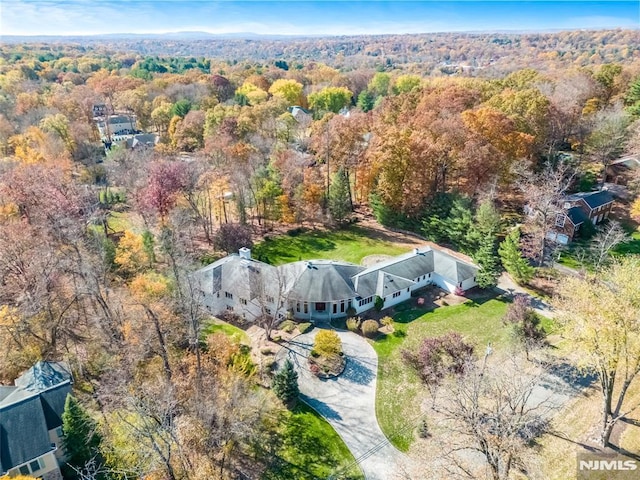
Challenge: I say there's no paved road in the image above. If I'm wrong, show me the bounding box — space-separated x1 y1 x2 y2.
494 272 556 319
276 328 411 480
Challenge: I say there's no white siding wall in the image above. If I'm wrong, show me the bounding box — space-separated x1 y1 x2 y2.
383 288 412 309
461 277 477 291
431 273 457 293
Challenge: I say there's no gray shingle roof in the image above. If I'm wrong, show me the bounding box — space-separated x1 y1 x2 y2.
0 394 53 473
433 250 479 283
0 361 73 473
569 191 614 209
283 261 364 302
566 206 588 225
15 361 72 393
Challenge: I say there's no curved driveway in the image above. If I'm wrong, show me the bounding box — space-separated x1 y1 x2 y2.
276 328 409 480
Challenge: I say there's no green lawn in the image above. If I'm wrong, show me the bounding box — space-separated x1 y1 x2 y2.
201 318 250 344
612 229 640 256
265 402 364 480
373 298 511 451
253 226 410 266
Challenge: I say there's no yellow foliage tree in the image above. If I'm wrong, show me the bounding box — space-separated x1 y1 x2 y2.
268 79 304 105
114 230 147 276
630 197 640 222
554 257 640 447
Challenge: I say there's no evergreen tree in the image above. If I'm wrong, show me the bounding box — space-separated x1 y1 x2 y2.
473 236 500 288
141 230 156 266
272 359 299 406
328 168 351 224
61 395 102 471
356 89 375 112
498 229 535 285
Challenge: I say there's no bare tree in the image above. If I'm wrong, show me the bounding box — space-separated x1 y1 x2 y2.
516 159 575 265
589 220 629 269
585 105 631 183
422 355 555 480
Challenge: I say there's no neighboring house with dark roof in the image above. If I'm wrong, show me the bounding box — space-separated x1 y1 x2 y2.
548 190 615 244
0 362 72 480
195 246 479 322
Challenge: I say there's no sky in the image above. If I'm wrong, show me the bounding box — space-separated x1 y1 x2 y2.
1 1 639 36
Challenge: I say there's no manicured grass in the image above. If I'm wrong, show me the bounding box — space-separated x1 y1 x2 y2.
373 298 511 451
612 229 640 256
253 225 410 266
201 318 249 344
266 402 364 480
107 211 137 233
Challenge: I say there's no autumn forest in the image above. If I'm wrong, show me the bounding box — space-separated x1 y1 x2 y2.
2 28 640 480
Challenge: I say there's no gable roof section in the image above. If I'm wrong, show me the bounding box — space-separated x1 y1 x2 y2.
568 191 614 209
39 382 72 430
15 361 72 392
433 249 478 283
566 206 588 226
0 394 52 473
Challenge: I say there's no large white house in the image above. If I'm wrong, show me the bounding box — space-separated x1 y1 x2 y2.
195 246 479 322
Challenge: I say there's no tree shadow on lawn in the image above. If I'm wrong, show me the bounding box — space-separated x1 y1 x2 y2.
265 402 353 479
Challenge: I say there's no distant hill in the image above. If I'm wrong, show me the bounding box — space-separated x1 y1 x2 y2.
2 29 639 73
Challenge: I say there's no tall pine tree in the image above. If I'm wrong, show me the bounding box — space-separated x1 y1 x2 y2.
328 167 351 224
272 359 299 406
61 395 102 471
498 229 535 285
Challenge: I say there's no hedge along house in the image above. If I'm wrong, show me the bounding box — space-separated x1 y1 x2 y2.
195 246 479 323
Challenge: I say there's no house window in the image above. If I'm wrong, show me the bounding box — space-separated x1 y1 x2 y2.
555 214 565 227
316 302 326 312
56 426 63 437
240 298 247 305
340 301 345 313
333 303 337 314
216 292 220 298
266 295 274 303
296 303 300 313
407 288 410 292
29 459 43 473
265 308 271 315
303 302 308 314
226 305 234 311
225 291 233 299
392 291 401 298
19 466 30 476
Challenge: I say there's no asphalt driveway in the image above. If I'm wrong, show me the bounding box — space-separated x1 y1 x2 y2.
276 328 410 480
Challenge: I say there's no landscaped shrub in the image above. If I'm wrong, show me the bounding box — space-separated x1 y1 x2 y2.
313 330 342 356
361 319 380 338
346 317 361 332
374 295 384 311
380 316 394 329
261 347 274 355
278 320 296 333
346 306 357 317
298 322 313 334
417 418 430 439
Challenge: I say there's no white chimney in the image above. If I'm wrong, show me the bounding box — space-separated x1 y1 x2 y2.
239 247 251 260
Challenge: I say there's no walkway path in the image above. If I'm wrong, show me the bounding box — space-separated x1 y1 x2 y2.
276 328 410 480
494 272 556 319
